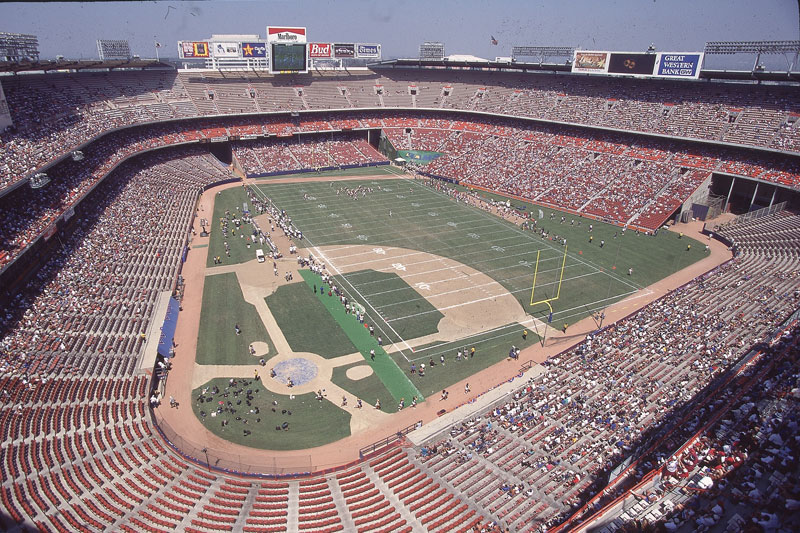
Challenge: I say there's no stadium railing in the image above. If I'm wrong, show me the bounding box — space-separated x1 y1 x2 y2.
358 420 423 459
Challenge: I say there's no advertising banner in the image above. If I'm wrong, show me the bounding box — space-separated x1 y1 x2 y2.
212 42 240 58
356 43 381 59
180 41 210 58
308 43 332 58
572 51 609 74
333 43 355 58
655 53 703 79
607 52 658 76
267 26 307 43
241 42 267 58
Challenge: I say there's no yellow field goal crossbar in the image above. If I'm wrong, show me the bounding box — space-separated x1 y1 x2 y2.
529 245 568 316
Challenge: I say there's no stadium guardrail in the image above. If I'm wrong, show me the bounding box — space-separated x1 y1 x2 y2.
359 420 423 459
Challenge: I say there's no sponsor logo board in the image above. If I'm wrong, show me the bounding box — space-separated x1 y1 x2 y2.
309 43 332 58
572 51 609 74
180 41 210 58
267 26 307 43
241 42 267 58
655 53 703 79
213 42 240 58
356 43 381 58
333 43 355 58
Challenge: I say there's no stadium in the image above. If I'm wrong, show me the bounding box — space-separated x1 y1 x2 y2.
1 6 800 533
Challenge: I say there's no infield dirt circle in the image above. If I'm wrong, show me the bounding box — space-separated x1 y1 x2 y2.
345 365 374 380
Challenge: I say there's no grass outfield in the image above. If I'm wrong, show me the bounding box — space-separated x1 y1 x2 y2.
393 323 540 398
252 165 396 181
191 377 350 450
206 186 263 268
330 362 397 411
265 281 357 358
253 176 708 342
196 273 273 365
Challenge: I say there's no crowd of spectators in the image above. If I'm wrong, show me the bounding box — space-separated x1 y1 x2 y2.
3 69 800 192
0 146 230 378
232 135 385 176
592 324 799 533
0 71 197 188
4 110 799 278
0 121 219 269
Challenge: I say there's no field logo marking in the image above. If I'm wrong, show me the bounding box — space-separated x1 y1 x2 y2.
392 263 407 271
415 282 431 291
373 248 386 255
356 235 368 241
491 245 506 253
447 221 458 227
317 203 326 209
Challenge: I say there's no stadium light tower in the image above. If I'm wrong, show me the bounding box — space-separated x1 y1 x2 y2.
704 40 800 72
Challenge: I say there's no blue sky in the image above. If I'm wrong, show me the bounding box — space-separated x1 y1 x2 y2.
1 0 798 69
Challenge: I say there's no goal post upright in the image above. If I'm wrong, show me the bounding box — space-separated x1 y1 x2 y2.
528 245 568 346
530 245 568 309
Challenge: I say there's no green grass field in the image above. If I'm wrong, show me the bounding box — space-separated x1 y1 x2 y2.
191 377 351 450
252 174 707 351
330 362 397 412
393 323 541 398
196 273 273 365
192 169 710 450
266 282 358 358
206 187 263 268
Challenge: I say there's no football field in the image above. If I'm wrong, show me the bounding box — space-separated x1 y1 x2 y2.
251 170 706 364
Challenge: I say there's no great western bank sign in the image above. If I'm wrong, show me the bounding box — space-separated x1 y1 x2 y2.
267 27 307 43
655 53 703 79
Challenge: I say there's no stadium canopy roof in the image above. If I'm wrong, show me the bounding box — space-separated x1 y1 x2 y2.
0 57 174 73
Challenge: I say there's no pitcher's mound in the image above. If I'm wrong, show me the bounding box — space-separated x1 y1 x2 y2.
345 365 374 381
250 341 270 358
